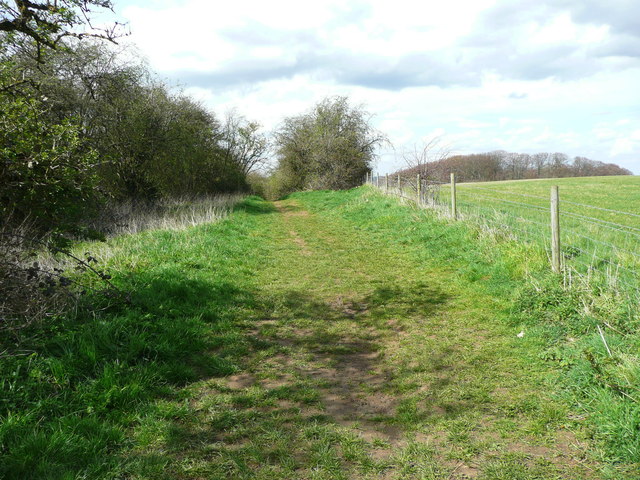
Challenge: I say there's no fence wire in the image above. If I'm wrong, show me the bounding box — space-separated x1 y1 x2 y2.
366 175 639 300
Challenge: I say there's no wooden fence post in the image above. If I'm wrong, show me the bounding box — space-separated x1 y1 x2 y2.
450 173 457 220
417 173 421 204
397 174 401 193
385 174 389 193
551 186 561 273
376 173 379 188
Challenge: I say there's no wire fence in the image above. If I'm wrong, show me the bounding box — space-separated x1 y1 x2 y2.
365 173 640 299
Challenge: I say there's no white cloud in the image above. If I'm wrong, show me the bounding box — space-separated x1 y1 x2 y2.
115 0 640 174
611 138 635 156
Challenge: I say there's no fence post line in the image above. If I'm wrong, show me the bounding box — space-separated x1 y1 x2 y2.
417 173 421 204
450 173 457 220
397 174 400 193
385 174 389 193
376 172 379 188
551 185 561 273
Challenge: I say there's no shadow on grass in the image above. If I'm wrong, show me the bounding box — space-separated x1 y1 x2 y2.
0 266 270 480
233 196 278 215
125 282 455 478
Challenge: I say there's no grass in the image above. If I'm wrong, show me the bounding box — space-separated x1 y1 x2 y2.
457 176 640 221
403 175 640 296
93 194 244 237
1 188 638 478
372 178 640 467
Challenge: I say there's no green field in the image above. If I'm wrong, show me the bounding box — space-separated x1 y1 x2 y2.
1 188 639 479
408 176 640 294
458 175 640 222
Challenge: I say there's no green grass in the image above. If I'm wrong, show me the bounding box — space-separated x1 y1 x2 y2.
458 175 640 220
1 189 638 478
417 176 640 296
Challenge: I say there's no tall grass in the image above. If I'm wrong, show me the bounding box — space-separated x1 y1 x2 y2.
93 194 244 237
2 190 639 478
0 196 259 479
374 176 640 301
0 194 244 335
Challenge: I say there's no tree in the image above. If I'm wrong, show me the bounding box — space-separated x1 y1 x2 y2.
531 152 548 178
274 96 386 195
0 90 99 234
220 110 269 175
402 137 450 179
550 152 569 176
0 0 122 53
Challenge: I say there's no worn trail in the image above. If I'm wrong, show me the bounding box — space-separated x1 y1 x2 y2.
156 194 604 479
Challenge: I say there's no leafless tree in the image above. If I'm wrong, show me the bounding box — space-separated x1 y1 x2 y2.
532 152 548 177
220 110 270 175
401 136 451 179
397 137 452 204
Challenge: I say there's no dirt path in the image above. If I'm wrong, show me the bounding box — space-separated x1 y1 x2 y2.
164 197 604 479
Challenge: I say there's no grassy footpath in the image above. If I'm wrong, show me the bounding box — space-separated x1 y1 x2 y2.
1 188 638 478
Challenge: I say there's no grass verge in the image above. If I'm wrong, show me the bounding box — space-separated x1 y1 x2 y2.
1 189 638 479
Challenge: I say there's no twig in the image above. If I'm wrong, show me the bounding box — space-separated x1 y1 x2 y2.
596 325 612 357
447 461 464 479
603 321 625 336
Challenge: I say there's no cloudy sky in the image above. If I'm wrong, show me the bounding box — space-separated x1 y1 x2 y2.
113 0 639 174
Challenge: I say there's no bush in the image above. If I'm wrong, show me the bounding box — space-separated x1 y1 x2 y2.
0 94 100 236
273 96 385 196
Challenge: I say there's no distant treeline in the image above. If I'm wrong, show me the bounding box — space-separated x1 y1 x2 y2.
397 151 632 183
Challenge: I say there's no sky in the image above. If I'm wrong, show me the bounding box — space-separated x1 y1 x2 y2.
112 0 639 174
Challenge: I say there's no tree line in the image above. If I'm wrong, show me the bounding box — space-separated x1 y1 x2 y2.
0 0 635 336
1 1 383 237
1 1 633 237
0 42 269 236
398 149 632 183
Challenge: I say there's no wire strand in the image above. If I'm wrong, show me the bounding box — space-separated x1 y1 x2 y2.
457 192 549 212
561 199 640 219
562 230 640 261
560 211 640 236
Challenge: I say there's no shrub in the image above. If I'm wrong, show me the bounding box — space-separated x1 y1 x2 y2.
273 96 386 196
0 94 100 236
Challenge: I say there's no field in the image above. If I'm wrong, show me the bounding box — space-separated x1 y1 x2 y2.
410 176 640 295
1 186 639 479
458 175 640 222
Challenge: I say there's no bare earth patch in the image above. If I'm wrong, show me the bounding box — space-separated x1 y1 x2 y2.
274 201 310 218
288 230 312 255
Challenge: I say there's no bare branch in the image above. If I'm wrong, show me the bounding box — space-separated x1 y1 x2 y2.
401 136 452 179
